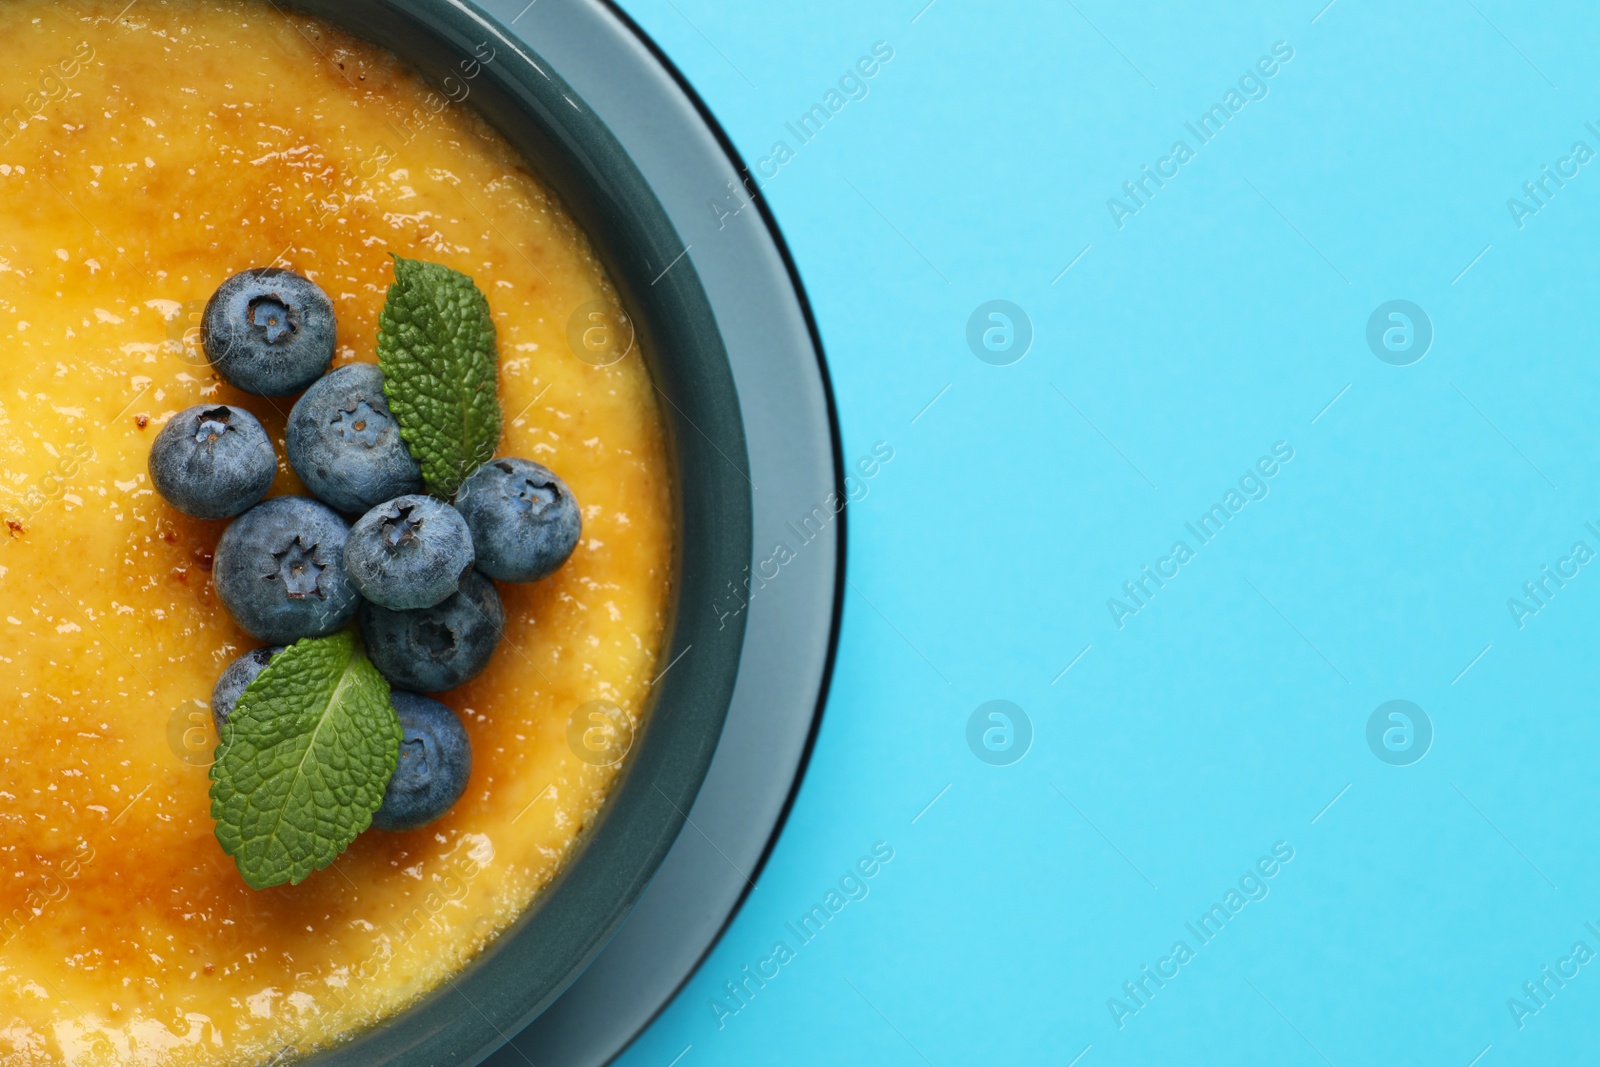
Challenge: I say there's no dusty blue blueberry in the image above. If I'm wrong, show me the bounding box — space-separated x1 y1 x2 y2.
360 570 503 692
454 458 581 583
371 691 473 831
147 404 276 520
210 645 284 732
213 496 361 643
285 363 422 513
345 495 474 610
202 268 335 396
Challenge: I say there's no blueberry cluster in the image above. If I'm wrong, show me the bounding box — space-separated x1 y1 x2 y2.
152 268 583 831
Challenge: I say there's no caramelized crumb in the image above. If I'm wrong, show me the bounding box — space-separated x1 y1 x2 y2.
135 413 149 428
6 519 23 536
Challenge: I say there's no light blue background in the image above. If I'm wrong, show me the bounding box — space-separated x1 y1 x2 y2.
596 1 1600 1063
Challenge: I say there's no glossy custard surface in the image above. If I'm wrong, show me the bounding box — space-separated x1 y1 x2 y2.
0 3 671 1063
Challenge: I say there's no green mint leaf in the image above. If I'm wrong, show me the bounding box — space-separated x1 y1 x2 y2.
208 632 401 890
376 255 502 498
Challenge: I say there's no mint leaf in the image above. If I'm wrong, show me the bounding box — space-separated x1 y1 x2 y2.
377 256 502 498
208 633 401 890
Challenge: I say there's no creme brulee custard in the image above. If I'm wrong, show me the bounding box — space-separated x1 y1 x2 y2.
0 3 672 1064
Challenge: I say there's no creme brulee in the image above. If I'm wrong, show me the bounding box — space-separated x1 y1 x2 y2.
0 3 672 1064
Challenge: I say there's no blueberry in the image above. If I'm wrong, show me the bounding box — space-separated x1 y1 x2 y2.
213 496 361 643
202 268 335 396
454 458 581 583
147 404 277 519
210 645 284 731
345 495 474 610
285 363 423 513
360 570 503 692
371 691 472 831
